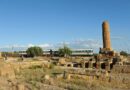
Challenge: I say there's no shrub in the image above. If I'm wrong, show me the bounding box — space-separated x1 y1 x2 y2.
2 52 20 57
26 46 43 57
120 51 128 56
58 45 72 57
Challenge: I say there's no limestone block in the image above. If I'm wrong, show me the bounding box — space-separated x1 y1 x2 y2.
59 58 66 65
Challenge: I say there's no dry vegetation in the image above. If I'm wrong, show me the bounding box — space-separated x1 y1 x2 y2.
15 65 130 90
0 58 130 90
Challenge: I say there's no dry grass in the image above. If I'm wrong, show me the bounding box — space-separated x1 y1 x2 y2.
0 58 130 90
14 64 130 90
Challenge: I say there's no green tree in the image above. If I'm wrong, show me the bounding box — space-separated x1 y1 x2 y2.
120 51 128 56
26 46 43 57
58 45 72 57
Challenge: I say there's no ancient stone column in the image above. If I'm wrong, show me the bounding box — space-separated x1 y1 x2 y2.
0 52 2 58
102 21 111 50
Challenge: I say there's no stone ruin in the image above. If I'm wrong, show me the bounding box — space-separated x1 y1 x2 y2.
54 21 130 79
0 21 129 82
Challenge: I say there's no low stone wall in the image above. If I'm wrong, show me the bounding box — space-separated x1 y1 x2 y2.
54 67 109 80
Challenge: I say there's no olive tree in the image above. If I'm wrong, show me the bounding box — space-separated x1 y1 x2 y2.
58 45 72 57
26 46 43 57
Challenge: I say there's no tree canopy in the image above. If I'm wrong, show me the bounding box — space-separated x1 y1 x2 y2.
120 51 128 56
26 46 43 57
58 45 72 57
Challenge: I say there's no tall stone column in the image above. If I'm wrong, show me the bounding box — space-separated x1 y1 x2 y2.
0 52 2 58
102 21 111 50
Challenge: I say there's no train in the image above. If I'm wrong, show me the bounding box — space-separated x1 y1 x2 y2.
71 49 93 56
18 49 93 57
44 49 94 56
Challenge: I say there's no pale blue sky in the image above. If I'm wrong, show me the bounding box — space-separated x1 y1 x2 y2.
0 0 130 52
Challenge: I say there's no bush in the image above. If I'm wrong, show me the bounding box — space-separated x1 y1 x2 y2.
120 51 128 56
2 52 20 57
26 46 43 57
58 45 72 57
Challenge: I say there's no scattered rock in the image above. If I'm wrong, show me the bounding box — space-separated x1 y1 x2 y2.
44 75 50 80
59 58 66 65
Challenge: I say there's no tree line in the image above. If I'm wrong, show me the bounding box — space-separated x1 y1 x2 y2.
1 47 129 57
26 46 72 57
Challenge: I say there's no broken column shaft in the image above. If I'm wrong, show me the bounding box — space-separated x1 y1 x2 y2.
102 21 111 50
